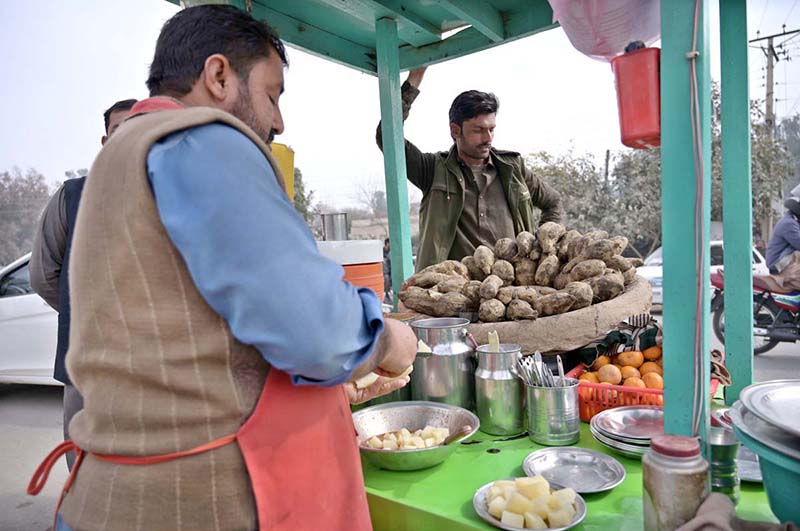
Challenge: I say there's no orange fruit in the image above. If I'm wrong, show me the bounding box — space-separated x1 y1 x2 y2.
656 358 663 367
598 364 623 385
643 345 662 360
618 350 644 368
620 366 641 380
593 355 611 370
579 372 599 383
623 377 646 388
640 362 663 376
643 372 664 389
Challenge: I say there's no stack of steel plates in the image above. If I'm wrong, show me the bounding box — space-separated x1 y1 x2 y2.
589 405 663 459
729 380 800 523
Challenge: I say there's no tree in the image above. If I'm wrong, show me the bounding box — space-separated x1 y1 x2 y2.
778 114 800 195
292 167 315 226
355 181 388 219
64 168 88 180
0 167 53 265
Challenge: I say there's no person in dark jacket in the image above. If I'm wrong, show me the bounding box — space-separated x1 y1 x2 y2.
376 68 563 271
766 196 800 274
29 98 136 470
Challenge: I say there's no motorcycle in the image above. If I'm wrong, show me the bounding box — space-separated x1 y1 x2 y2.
710 271 800 354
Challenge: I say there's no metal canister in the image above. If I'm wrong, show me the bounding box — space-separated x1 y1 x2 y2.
410 318 476 410
709 426 740 505
475 344 524 435
525 378 580 446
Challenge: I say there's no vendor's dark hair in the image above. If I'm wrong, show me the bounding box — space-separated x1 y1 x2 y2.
146 5 288 97
449 90 499 128
785 196 800 218
103 99 137 133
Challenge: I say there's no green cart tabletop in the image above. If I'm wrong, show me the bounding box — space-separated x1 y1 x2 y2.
363 423 776 531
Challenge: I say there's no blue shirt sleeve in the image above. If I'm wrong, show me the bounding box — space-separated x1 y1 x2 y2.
146 123 384 386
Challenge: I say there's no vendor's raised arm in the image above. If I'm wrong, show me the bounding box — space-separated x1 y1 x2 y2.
375 67 437 193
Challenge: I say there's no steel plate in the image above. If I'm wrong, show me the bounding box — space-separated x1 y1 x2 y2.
740 380 800 438
737 446 763 483
729 401 800 461
473 479 587 531
589 426 648 459
592 406 663 442
522 447 626 494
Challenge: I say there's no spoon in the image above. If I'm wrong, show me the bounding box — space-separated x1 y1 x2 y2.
444 425 472 446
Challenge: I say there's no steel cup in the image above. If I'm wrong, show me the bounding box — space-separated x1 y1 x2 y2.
709 426 741 505
526 378 580 446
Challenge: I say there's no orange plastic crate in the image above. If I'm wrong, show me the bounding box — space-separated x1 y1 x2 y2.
566 365 720 422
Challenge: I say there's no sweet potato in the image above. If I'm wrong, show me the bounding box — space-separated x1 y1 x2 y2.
492 260 515 286
462 255 486 281
514 257 538 286
537 222 567 255
494 238 518 261
563 281 593 309
435 276 468 293
433 292 471 317
558 230 582 262
506 299 537 321
516 231 536 256
474 245 496 275
461 280 482 303
398 286 442 315
537 292 576 316
479 275 504 300
534 254 560 287
479 298 506 322
569 259 607 282
588 273 625 302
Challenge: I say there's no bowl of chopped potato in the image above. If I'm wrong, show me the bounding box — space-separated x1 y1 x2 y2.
473 476 587 530
352 401 480 471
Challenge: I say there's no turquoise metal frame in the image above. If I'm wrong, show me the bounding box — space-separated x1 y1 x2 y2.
719 0 755 404
163 0 756 438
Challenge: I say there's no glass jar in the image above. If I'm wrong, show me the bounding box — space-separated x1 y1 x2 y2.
643 435 709 531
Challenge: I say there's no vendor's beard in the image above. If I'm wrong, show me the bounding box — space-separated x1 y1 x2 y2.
231 84 275 145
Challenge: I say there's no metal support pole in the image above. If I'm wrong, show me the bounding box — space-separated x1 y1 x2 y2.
660 0 712 440
376 17 414 308
720 0 754 404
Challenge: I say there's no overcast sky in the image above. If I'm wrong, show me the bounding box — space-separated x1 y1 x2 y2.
1 1 798 207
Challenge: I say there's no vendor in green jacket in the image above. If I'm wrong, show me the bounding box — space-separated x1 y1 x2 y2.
377 67 563 272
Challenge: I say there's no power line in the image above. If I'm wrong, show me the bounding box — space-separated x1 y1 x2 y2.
757 0 771 35
785 0 799 26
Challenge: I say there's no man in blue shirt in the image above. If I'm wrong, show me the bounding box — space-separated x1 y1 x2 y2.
766 196 800 274
41 6 417 531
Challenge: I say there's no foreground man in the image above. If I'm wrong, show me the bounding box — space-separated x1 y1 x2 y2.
376 67 563 271
30 98 136 471
30 6 416 531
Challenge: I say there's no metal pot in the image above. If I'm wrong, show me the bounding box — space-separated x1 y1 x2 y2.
475 343 524 435
410 318 476 411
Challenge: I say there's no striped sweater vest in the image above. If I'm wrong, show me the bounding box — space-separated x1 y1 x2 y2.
61 106 285 531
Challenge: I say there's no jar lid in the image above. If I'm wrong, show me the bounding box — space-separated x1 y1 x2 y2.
651 435 700 458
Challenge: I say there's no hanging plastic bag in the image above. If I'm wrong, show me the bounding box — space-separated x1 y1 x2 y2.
548 0 661 62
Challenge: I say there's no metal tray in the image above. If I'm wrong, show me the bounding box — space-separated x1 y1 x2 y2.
740 380 800 438
729 401 800 461
590 414 654 447
592 406 663 443
522 447 626 494
737 446 762 483
589 426 648 459
472 479 587 531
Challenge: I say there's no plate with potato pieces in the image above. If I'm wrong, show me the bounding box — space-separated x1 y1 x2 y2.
472 476 587 531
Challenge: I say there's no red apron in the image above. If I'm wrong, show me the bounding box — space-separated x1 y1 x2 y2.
29 369 372 531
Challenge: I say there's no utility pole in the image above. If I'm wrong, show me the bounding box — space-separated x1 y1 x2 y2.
750 27 799 137
749 27 798 240
604 149 610 184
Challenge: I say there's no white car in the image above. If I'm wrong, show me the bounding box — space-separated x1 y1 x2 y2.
638 241 769 305
0 253 59 385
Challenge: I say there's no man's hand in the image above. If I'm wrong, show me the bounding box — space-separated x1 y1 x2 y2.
375 318 418 377
406 67 427 89
345 374 411 405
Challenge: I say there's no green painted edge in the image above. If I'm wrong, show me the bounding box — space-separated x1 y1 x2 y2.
435 0 504 42
251 4 378 74
399 3 556 70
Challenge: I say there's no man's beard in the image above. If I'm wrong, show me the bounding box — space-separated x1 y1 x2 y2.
231 84 275 145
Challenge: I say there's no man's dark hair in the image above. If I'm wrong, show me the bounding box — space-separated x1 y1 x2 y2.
384 238 390 245
146 5 288 97
448 90 499 128
103 99 137 133
785 196 800 218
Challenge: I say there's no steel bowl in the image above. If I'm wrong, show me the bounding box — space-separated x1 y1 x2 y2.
352 401 479 471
